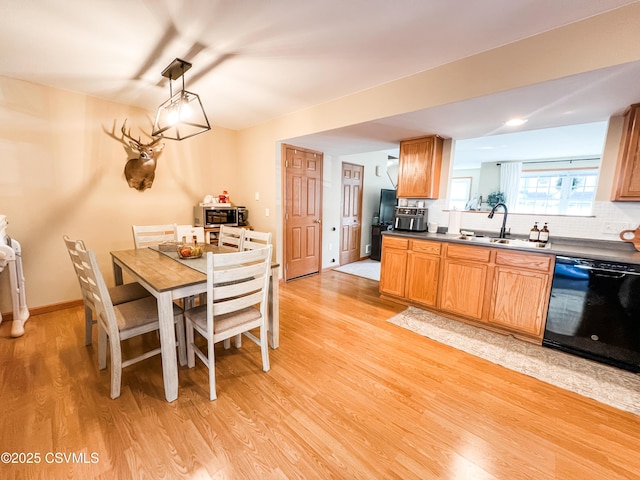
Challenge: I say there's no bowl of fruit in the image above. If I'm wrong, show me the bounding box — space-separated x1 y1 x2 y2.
177 243 204 259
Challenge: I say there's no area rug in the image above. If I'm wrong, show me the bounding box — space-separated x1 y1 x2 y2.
388 306 640 416
334 259 380 281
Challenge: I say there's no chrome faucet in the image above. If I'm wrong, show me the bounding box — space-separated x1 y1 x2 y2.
488 202 509 238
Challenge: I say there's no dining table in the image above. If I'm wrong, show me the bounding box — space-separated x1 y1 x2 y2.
110 244 280 402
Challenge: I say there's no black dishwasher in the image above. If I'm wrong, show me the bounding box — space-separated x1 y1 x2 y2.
543 256 640 372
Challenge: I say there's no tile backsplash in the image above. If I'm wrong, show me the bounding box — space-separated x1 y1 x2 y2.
423 200 640 241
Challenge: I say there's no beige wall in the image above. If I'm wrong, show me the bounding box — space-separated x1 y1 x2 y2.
3 4 640 315
0 77 238 312
233 3 640 264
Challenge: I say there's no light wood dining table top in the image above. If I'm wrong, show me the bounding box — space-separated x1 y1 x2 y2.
110 245 234 292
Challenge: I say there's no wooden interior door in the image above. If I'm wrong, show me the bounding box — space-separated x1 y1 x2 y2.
283 145 323 281
339 162 363 265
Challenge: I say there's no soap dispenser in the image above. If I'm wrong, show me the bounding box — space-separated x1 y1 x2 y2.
539 223 550 244
529 222 540 242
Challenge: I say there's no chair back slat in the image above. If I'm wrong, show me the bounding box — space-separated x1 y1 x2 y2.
218 225 245 250
64 236 96 310
175 225 205 243
64 237 119 339
132 224 177 248
242 230 272 251
206 246 272 324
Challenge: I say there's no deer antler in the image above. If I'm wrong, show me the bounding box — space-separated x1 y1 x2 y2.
120 119 141 147
120 119 162 147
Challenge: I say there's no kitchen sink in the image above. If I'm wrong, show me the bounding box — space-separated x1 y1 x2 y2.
456 235 551 249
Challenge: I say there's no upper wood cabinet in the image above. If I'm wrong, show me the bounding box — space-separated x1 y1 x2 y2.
397 135 444 198
612 103 640 201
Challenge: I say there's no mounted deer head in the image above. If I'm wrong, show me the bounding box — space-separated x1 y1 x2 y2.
110 119 165 191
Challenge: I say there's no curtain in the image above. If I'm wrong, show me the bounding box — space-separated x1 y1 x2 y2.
500 162 522 210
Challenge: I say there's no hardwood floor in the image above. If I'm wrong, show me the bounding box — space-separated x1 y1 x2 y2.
1 270 639 479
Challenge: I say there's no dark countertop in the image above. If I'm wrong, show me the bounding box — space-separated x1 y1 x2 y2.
382 229 640 266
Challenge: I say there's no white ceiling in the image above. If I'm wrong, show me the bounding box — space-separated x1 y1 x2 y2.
2 0 640 160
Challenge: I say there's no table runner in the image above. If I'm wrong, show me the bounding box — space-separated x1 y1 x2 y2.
150 246 208 274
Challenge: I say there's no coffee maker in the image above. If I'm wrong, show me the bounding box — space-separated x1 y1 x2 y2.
237 206 249 226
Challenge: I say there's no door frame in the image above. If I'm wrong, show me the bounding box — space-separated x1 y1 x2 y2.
281 143 324 281
339 161 364 265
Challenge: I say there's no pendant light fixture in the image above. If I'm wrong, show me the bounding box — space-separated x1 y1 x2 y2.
152 58 211 140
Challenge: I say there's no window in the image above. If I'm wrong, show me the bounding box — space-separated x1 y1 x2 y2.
449 177 472 210
516 169 598 215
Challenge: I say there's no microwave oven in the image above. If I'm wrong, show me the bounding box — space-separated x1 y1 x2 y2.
193 206 238 228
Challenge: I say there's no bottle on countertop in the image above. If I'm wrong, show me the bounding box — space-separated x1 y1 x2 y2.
529 222 540 242
539 223 549 244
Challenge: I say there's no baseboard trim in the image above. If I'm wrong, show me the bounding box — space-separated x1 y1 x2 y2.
1 299 84 322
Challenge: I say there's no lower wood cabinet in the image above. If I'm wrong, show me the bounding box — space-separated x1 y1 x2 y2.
486 250 553 337
439 244 490 320
406 240 441 307
379 236 409 297
380 236 555 342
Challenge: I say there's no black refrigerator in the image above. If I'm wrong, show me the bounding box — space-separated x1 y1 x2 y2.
371 189 396 261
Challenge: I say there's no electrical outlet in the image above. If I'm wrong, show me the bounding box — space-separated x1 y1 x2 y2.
365 244 371 254
602 221 627 234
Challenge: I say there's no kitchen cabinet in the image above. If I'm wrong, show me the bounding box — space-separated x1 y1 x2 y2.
439 244 490 320
380 236 409 297
406 240 441 307
613 103 640 201
397 135 444 198
487 250 553 338
380 235 555 343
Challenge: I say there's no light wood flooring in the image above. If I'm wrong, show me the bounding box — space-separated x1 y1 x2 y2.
1 270 639 479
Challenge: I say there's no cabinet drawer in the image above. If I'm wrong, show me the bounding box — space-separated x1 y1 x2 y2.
411 240 441 255
445 243 491 262
495 250 553 272
383 236 409 250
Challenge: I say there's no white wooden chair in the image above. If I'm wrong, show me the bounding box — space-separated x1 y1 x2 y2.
184 245 272 400
132 224 177 248
175 225 205 244
242 230 272 251
64 235 151 345
68 239 186 399
218 225 245 250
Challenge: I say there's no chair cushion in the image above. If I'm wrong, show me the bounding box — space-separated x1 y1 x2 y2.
108 282 151 305
114 296 181 332
186 305 261 335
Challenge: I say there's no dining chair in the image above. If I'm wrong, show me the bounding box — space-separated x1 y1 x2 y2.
184 245 272 400
175 224 205 244
64 235 151 345
242 230 272 251
132 224 177 248
218 225 245 250
68 239 186 399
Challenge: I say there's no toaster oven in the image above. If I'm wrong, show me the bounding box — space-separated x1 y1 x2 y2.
193 206 238 228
